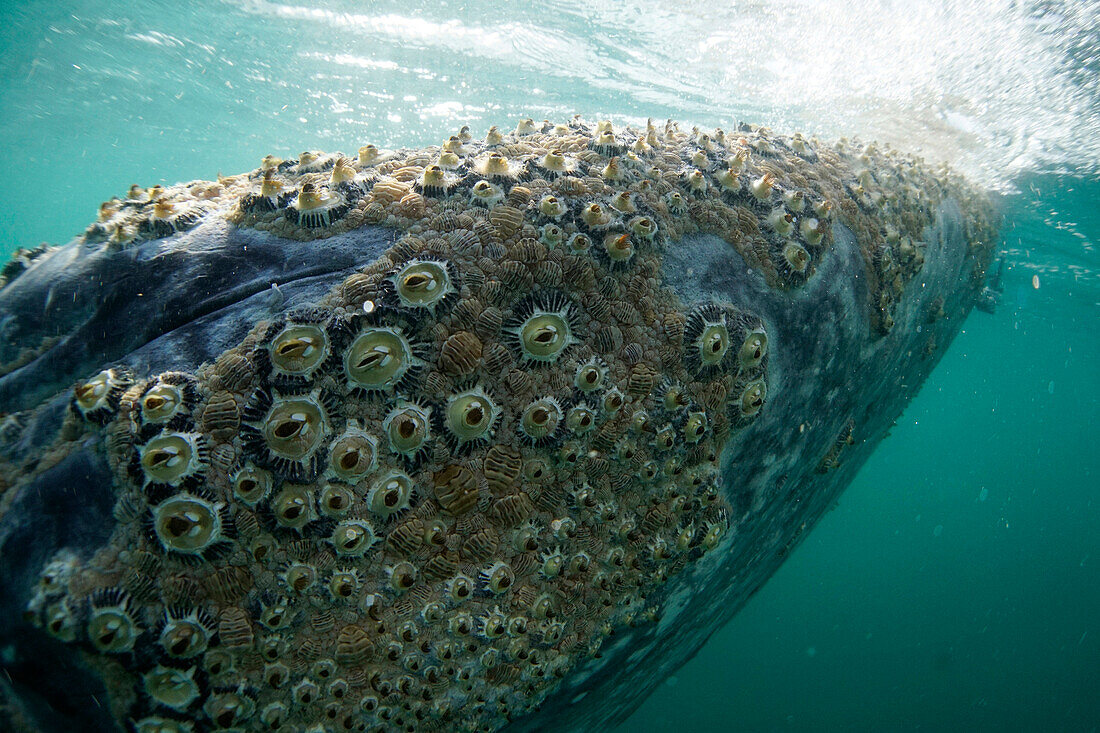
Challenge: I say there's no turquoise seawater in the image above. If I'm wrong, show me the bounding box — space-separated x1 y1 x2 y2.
1 1 1096 730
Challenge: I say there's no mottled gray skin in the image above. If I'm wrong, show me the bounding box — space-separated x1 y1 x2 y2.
0 199 980 732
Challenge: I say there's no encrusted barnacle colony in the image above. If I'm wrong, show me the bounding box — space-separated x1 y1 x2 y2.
20 115 998 733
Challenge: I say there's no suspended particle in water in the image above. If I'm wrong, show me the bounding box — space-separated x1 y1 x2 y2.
1032 274 1040 289
978 488 988 502
933 524 944 537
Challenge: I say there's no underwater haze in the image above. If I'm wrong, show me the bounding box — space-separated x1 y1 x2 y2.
0 0 1097 730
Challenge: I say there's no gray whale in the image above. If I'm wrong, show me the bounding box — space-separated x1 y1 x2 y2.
0 118 995 732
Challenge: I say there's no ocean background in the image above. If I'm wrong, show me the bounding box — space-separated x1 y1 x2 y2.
0 1 1096 730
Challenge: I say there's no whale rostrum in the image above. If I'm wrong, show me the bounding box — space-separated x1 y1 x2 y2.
0 117 996 733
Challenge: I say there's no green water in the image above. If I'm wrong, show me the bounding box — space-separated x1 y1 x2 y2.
1 1 1097 730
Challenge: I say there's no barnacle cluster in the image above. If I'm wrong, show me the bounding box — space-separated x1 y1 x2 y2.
14 117 997 733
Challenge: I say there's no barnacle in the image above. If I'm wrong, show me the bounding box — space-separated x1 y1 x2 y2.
538 194 567 219
139 373 197 426
282 562 317 595
270 483 317 532
328 425 378 481
445 386 500 446
159 608 215 658
602 233 635 264
328 568 361 601
683 411 709 443
599 387 625 416
382 400 433 460
575 358 608 392
367 470 414 518
389 258 455 311
767 208 795 235
143 665 200 711
331 519 378 557
519 397 563 443
781 242 811 276
567 232 592 253
715 166 740 191
738 378 768 418
685 304 732 374
151 494 226 555
417 164 459 195
580 202 612 229
566 404 597 434
387 561 418 593
87 590 140 653
263 318 331 387
507 294 577 363
475 151 522 179
139 431 207 490
231 465 272 506
290 182 349 228
358 144 380 166
738 327 769 372
470 180 505 206
318 482 355 517
203 689 256 728
446 574 475 603
751 173 775 200
343 325 422 393
629 216 658 240
480 561 515 594
538 150 575 176
240 389 331 481
665 191 686 213
72 367 132 424
540 222 565 246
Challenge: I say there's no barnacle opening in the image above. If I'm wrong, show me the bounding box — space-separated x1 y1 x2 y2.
152 494 224 555
519 397 563 443
328 427 379 481
739 378 768 417
72 367 131 423
232 465 273 506
271 484 317 532
332 519 378 557
87 594 139 653
245 392 331 481
382 401 432 459
445 387 499 445
160 609 213 658
344 326 419 392
268 322 330 380
389 259 455 310
367 470 414 518
143 665 200 711
738 328 769 371
508 295 577 363
139 432 206 488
